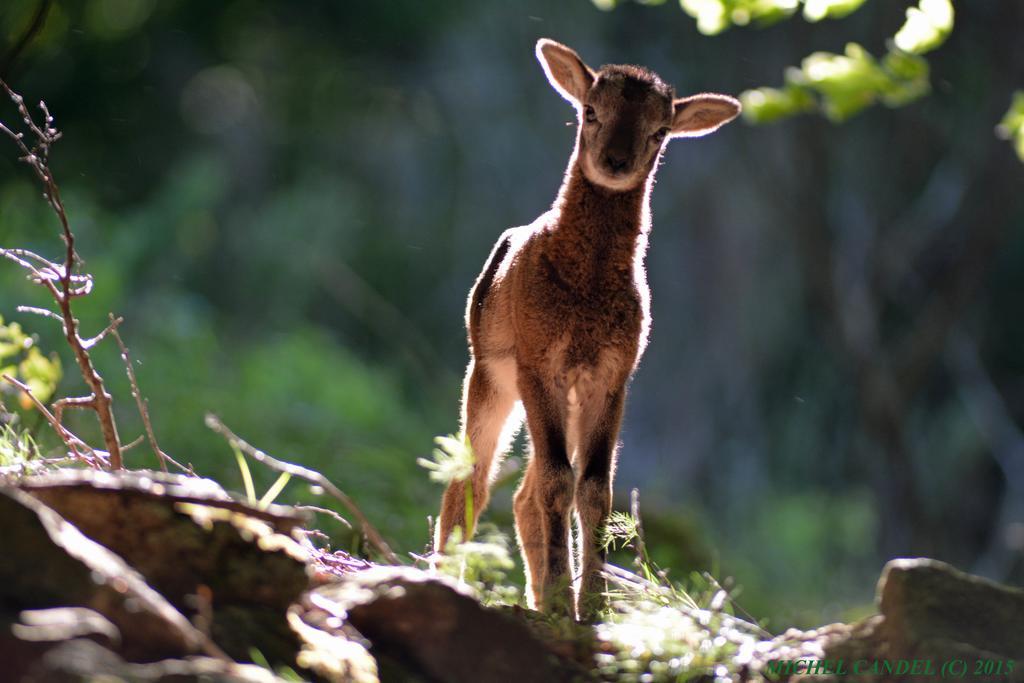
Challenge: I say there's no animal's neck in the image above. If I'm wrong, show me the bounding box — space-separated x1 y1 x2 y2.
550 155 653 262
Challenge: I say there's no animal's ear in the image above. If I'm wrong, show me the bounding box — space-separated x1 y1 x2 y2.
670 93 742 138
536 38 595 107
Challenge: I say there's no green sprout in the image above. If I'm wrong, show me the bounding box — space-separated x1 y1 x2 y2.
600 510 642 554
230 439 291 509
432 523 520 607
417 432 476 540
0 423 37 467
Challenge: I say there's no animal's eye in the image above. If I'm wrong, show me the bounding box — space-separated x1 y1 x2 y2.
585 106 598 123
652 127 669 142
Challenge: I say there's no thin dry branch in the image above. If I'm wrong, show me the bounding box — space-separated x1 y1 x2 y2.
0 248 61 298
16 304 63 323
109 318 189 474
121 434 145 452
204 413 399 564
2 374 98 467
81 314 122 350
0 0 52 80
294 504 352 529
629 487 648 567
52 396 97 436
0 77 123 468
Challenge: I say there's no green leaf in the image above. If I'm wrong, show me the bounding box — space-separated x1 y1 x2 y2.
677 0 865 34
997 91 1024 162
799 43 889 121
802 0 867 22
0 319 29 362
894 0 954 55
879 48 931 107
740 84 816 123
679 0 730 35
746 39 935 125
18 347 62 403
679 0 795 36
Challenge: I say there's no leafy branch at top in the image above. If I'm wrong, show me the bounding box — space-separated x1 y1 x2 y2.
592 0 868 27
598 0 957 125
738 0 953 123
679 0 869 35
601 1 1024 160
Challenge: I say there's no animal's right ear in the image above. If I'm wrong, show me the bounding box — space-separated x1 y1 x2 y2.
536 39 595 107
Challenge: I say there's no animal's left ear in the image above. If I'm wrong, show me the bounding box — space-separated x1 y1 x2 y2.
671 93 742 138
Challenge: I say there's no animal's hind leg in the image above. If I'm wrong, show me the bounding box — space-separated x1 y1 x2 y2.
437 358 518 551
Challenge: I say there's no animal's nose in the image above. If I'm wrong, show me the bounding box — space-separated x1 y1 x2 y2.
605 152 628 172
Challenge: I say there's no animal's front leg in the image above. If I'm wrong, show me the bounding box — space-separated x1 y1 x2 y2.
516 370 575 616
574 387 625 622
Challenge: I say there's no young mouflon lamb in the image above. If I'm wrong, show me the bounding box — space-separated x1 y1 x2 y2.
436 38 740 619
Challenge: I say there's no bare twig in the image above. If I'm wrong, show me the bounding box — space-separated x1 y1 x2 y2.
51 396 110 466
297 527 332 545
629 487 648 566
109 317 189 474
4 247 62 271
53 396 96 432
81 314 122 350
0 77 123 468
0 248 61 298
0 0 52 79
205 413 399 564
15 305 63 323
294 504 352 529
2 374 95 466
120 434 145 451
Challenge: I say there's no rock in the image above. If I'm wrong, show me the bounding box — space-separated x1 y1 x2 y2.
19 638 293 682
878 558 1024 661
308 566 594 683
18 469 306 535
18 469 313 666
0 607 118 683
772 559 1024 682
0 487 216 672
287 600 380 683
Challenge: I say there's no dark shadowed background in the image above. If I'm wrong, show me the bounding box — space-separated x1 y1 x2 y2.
1 0 1022 628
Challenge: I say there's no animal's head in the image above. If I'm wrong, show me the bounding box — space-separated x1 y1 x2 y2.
536 38 740 192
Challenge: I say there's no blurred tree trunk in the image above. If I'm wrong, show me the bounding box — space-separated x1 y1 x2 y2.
788 113 1024 558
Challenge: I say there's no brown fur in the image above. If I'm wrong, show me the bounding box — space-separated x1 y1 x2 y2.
436 39 740 620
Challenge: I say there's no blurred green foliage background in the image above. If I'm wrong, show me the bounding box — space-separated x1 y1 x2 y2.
1 0 1022 629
